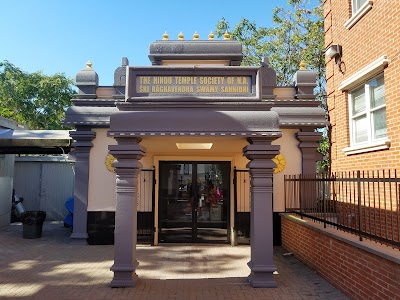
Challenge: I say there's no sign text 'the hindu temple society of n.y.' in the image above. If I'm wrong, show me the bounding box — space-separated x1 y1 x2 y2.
136 76 251 95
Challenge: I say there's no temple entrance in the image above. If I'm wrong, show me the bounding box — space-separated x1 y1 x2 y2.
158 161 230 243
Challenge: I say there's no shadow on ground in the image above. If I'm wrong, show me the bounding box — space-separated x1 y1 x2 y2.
0 222 349 299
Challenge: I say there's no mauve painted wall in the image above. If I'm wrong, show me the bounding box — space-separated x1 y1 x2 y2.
88 128 117 211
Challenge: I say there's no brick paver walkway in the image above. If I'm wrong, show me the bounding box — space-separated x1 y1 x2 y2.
0 222 349 299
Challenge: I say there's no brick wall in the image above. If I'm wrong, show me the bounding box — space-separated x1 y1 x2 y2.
281 214 400 300
335 202 399 245
324 0 400 172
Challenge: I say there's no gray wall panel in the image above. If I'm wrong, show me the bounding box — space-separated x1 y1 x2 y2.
0 155 15 227
14 162 41 211
41 163 74 220
14 159 75 221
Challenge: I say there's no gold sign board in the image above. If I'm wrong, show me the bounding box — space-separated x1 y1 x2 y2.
136 75 252 95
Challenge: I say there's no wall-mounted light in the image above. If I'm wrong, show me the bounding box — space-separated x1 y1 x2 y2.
326 44 345 74
176 143 213 150
325 44 342 59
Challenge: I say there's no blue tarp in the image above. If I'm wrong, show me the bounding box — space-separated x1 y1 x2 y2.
63 196 74 228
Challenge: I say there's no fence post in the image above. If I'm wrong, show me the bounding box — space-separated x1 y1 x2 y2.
152 167 156 246
299 175 303 219
323 173 327 229
332 173 338 230
357 170 363 241
233 167 237 246
284 175 286 212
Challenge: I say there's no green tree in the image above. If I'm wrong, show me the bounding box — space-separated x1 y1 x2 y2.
216 0 329 170
317 135 330 172
216 0 325 97
0 60 75 129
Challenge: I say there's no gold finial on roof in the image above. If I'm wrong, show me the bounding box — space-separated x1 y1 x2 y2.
193 31 199 40
208 31 215 40
162 31 169 40
299 61 307 70
223 30 230 40
85 61 93 69
178 32 184 40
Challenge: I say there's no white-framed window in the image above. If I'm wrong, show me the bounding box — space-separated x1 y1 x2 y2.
349 74 386 147
344 0 373 29
352 0 368 14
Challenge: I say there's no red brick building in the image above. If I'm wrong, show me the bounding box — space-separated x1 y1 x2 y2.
325 0 400 172
281 3 399 299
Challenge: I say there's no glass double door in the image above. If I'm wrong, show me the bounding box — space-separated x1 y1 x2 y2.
158 161 230 243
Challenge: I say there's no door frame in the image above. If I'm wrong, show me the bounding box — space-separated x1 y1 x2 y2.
153 156 235 245
157 160 231 243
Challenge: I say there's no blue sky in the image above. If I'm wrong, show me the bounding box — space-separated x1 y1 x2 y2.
2 0 299 86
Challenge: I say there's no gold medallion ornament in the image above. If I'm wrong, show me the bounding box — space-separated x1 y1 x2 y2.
105 154 116 173
272 153 286 174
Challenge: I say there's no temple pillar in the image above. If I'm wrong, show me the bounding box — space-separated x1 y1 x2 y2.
70 128 96 244
109 137 146 287
296 130 324 212
243 137 280 288
296 130 323 174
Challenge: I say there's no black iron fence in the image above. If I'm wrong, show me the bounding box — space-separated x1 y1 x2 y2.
137 168 155 244
284 171 400 249
234 168 250 244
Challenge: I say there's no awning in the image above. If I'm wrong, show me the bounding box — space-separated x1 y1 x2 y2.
0 130 72 154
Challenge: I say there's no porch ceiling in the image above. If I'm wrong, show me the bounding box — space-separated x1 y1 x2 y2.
140 136 248 155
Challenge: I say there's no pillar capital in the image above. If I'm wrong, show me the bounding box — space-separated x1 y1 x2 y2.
243 137 281 166
108 137 145 163
296 130 323 174
296 130 322 144
70 129 96 155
